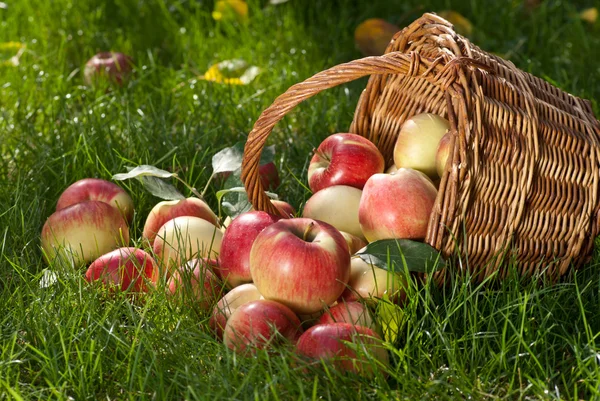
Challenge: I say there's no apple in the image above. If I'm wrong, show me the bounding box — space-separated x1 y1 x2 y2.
259 162 280 191
318 301 376 330
295 323 389 376
218 211 281 288
435 131 452 178
340 258 406 304
308 133 384 193
153 216 223 274
354 18 400 57
340 231 367 254
223 299 303 353
271 200 296 218
143 197 219 245
85 247 158 292
359 169 437 241
393 113 450 178
84 52 133 86
302 185 364 240
167 258 222 310
56 178 134 223
41 200 129 265
386 165 398 174
209 283 263 340
250 218 350 314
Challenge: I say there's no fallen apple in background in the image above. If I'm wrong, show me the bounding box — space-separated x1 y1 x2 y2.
435 131 452 178
308 133 384 193
84 52 134 86
143 197 219 245
56 178 134 223
354 18 400 57
223 299 303 353
271 199 296 218
340 258 406 305
258 162 280 191
167 258 222 310
250 218 350 315
41 200 130 265
340 231 367 255
318 301 377 331
359 169 437 242
85 247 158 292
210 283 263 340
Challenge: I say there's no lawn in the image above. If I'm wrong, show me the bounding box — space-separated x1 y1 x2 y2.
2 0 600 399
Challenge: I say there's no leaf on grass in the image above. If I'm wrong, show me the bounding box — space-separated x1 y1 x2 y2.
113 165 184 201
356 239 445 274
376 294 405 343
269 0 289 4
212 142 245 174
202 59 260 85
112 165 176 180
437 10 473 36
260 144 275 165
212 0 249 23
354 18 400 57
580 7 598 24
216 168 278 219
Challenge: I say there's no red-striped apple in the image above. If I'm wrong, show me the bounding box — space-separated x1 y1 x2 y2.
210 283 263 340
84 52 133 86
167 258 222 310
340 258 406 304
85 247 158 292
318 301 376 330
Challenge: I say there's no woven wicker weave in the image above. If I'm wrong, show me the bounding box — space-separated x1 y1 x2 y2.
241 13 600 280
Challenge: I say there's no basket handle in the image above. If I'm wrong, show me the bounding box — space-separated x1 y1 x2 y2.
241 51 444 215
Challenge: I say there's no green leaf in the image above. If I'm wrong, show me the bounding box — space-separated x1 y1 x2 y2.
211 142 245 175
260 144 276 165
112 164 175 180
138 176 185 201
216 168 279 219
356 239 445 274
376 293 405 343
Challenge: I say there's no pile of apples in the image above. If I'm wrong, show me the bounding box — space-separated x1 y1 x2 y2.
40 112 451 376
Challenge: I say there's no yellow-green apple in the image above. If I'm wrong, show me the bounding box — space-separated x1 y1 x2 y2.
250 218 350 314
340 231 367 254
143 197 219 245
153 216 223 274
308 133 384 193
210 283 263 340
435 131 452 178
354 18 400 57
318 301 376 330
218 211 281 288
223 299 303 353
84 51 133 86
302 185 364 239
259 162 280 191
359 169 437 241
393 113 450 178
340 258 406 304
41 200 129 265
85 247 158 292
167 258 222 310
295 323 389 376
56 178 134 223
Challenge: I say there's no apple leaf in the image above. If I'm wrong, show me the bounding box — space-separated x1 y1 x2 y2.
216 167 278 219
112 165 185 201
356 239 445 274
112 165 176 180
376 294 405 344
211 142 245 175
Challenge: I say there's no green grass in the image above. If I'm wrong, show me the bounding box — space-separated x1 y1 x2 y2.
2 0 600 399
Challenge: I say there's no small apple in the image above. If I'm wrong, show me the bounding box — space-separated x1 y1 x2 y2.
143 197 219 246
354 18 400 57
218 211 281 288
41 200 129 265
250 218 350 315
223 299 303 353
340 231 367 254
56 178 134 223
210 283 263 340
318 301 376 330
85 247 158 292
308 133 384 193
393 113 450 178
295 323 389 376
259 162 281 191
271 200 296 218
359 169 437 242
435 131 452 178
167 258 222 310
340 258 406 305
302 185 364 240
84 52 133 86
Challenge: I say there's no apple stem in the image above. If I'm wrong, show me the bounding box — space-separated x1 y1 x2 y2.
303 222 315 242
313 149 331 163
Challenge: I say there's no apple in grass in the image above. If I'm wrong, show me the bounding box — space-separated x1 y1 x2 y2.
167 258 222 310
308 133 384 193
223 299 303 353
340 258 406 305
359 169 437 242
85 247 158 292
220 199 295 232
41 200 129 265
84 52 133 86
340 231 367 254
250 218 351 315
56 178 134 223
318 301 377 331
210 283 263 340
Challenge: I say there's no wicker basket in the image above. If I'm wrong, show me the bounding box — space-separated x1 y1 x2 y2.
241 13 600 281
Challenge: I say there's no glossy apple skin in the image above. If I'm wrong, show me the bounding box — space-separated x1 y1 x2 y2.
295 323 389 376
340 258 406 305
302 185 365 240
56 178 134 223
308 133 384 193
210 283 263 340
167 258 222 310
259 162 281 191
218 211 281 288
223 299 303 353
143 197 219 246
359 169 437 242
340 231 367 254
85 247 158 292
318 301 376 330
435 131 452 178
41 200 129 265
271 200 296 218
250 218 350 315
84 52 133 86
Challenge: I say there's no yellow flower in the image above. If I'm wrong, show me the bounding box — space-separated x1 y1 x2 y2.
212 0 249 24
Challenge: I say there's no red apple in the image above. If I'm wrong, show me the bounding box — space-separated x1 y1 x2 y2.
340 231 367 254
223 299 303 353
84 52 133 86
85 247 158 292
295 323 389 376
56 178 134 223
340 258 406 304
250 218 350 314
210 283 263 340
359 169 437 242
308 133 384 193
218 211 281 288
41 200 129 265
167 258 222 310
259 162 280 191
318 301 376 330
435 131 452 178
143 197 219 245
271 200 296 218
